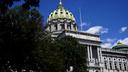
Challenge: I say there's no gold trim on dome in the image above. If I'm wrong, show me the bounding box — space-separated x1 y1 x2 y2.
47 1 76 22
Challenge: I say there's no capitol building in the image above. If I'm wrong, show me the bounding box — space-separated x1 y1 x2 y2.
45 1 128 72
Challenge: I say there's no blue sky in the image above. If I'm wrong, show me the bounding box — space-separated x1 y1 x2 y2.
39 0 128 48
14 0 128 48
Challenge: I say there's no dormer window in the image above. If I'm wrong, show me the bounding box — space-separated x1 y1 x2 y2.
51 14 53 16
60 12 63 14
66 12 68 14
55 12 58 14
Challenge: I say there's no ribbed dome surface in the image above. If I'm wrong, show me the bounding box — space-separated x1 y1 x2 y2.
47 2 75 22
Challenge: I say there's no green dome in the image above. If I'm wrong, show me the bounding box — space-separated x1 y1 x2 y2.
47 1 76 22
112 42 128 50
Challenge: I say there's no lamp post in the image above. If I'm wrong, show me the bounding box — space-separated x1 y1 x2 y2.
66 66 73 72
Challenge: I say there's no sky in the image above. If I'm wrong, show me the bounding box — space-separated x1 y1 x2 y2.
39 0 128 48
13 0 128 48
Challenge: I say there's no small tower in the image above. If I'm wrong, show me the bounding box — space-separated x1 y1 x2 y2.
112 42 128 51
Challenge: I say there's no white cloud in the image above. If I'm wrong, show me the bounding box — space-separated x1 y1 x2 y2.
116 38 128 45
101 38 117 48
106 38 116 43
101 42 113 48
80 22 87 26
101 37 128 48
86 26 108 34
121 27 127 32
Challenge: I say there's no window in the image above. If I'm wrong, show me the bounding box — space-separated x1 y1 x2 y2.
119 63 122 70
51 14 53 16
105 62 107 69
66 12 68 14
73 25 76 30
67 24 71 30
54 24 57 30
110 62 112 70
92 46 98 58
124 63 127 70
61 24 65 29
55 12 57 14
115 63 117 70
60 12 63 14
70 14 72 16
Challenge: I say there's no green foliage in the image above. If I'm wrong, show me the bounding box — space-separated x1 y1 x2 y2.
33 36 87 72
57 36 87 72
32 32 65 72
0 1 87 71
0 0 40 13
0 6 43 71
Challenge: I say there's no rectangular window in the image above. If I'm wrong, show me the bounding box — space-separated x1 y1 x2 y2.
92 46 98 58
61 24 65 29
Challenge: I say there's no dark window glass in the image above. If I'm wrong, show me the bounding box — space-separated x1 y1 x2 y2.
110 62 112 70
105 62 107 69
61 12 63 14
115 63 117 70
124 63 127 70
92 46 98 58
51 14 53 16
55 12 57 14
54 24 57 30
119 63 122 70
61 24 65 29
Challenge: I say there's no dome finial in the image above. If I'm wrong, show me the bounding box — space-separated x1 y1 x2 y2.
59 0 62 5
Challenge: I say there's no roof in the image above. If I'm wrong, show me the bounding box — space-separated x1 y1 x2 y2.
112 42 128 49
47 1 76 22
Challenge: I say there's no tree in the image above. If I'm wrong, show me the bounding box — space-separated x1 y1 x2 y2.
0 0 87 71
0 0 40 13
33 36 87 72
0 6 43 71
57 36 87 72
32 32 66 72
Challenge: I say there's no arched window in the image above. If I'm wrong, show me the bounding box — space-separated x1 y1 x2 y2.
60 12 63 14
124 63 127 70
115 62 117 70
110 62 112 70
61 24 65 29
54 24 57 30
67 24 70 30
119 63 122 70
105 62 107 69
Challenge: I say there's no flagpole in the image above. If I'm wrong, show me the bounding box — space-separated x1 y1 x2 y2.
79 8 83 31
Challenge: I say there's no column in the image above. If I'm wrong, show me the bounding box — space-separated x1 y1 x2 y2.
126 61 128 70
87 45 90 61
65 23 67 30
90 45 93 60
112 58 114 70
71 24 74 31
97 47 100 61
117 61 119 70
